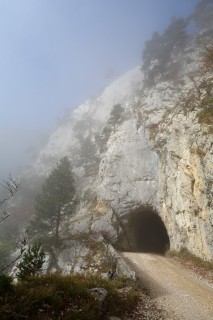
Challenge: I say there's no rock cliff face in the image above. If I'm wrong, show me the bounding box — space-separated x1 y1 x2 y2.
29 41 213 261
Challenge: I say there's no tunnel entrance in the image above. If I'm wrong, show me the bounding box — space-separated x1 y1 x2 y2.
117 206 170 255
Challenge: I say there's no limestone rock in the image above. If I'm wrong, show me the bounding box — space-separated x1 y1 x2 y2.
89 287 108 302
22 39 213 262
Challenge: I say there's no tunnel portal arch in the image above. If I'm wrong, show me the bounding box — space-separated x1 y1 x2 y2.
117 206 170 255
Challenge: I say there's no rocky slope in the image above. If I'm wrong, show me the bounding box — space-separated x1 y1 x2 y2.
26 36 213 262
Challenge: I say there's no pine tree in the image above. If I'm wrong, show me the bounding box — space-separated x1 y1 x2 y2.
191 0 213 31
108 104 124 132
79 137 99 176
16 242 45 280
142 17 188 85
29 157 75 245
95 104 125 153
163 17 188 52
142 32 163 70
95 126 112 154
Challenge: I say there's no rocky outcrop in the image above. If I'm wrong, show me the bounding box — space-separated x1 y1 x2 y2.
157 109 213 260
26 40 213 261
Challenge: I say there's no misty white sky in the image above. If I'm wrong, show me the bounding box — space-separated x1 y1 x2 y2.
0 0 199 179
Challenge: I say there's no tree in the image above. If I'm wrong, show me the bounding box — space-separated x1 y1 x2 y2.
191 0 213 31
163 17 188 52
78 137 99 176
142 32 163 71
108 104 124 132
142 17 188 85
95 126 112 154
29 157 75 246
95 104 125 154
73 113 101 141
0 175 27 274
16 242 45 280
0 175 19 223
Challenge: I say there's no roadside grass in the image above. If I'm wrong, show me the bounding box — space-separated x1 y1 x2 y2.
0 274 139 320
167 248 213 273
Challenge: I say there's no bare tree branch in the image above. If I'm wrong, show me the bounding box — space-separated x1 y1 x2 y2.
0 230 28 274
0 175 22 273
0 174 19 222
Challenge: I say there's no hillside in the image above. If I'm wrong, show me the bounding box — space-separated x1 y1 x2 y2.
12 32 212 273
3 1 213 273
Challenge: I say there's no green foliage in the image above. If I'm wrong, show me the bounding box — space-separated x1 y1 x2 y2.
29 157 76 245
0 274 139 320
16 242 45 280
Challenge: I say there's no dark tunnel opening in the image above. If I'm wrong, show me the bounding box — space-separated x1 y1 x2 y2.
117 207 170 255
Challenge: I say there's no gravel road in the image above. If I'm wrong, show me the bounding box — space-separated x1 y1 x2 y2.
121 252 213 320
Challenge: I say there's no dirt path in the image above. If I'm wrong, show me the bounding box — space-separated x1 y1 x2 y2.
121 252 213 320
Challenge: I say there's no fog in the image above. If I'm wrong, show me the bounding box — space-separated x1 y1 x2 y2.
0 0 199 180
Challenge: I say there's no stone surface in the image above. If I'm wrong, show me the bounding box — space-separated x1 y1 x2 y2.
97 119 159 216
88 288 108 302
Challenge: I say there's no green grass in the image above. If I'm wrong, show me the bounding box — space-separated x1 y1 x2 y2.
0 274 139 320
167 248 213 270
